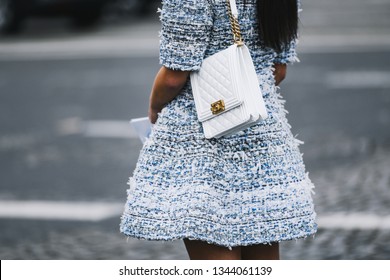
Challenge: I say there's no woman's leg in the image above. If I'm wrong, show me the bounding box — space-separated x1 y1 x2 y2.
241 242 280 260
184 239 241 260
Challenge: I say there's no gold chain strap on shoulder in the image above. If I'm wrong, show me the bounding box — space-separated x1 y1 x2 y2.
226 0 244 45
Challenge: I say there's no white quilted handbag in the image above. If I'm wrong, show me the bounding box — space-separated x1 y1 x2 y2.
190 0 268 139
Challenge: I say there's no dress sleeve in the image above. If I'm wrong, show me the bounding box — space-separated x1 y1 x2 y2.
159 0 213 71
273 0 302 64
273 39 299 64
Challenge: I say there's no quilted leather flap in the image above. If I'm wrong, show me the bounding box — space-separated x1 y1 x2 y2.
191 45 242 122
197 97 242 122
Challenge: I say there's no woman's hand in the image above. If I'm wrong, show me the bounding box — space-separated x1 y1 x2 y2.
148 66 190 124
273 63 287 86
148 106 161 124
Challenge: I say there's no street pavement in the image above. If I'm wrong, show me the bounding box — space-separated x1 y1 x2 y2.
0 0 389 260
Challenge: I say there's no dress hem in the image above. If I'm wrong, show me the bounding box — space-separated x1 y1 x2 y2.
119 213 317 248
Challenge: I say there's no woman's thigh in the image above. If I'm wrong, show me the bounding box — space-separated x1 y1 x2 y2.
183 239 241 260
241 242 280 260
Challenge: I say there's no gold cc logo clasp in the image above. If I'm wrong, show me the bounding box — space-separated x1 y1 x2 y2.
211 100 225 115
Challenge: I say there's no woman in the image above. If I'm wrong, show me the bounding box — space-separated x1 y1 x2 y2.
120 0 317 260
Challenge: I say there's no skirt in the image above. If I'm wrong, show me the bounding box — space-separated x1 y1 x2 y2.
120 71 317 248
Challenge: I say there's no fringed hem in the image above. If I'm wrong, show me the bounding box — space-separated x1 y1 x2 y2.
120 213 317 248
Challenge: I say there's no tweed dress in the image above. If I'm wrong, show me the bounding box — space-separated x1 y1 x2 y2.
120 0 317 248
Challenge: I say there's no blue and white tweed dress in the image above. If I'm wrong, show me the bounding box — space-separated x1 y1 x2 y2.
120 0 317 248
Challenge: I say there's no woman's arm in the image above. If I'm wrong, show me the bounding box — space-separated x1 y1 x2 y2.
273 63 287 86
149 66 190 124
148 63 286 124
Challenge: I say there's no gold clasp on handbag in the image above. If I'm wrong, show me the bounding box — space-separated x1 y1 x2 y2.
211 100 225 115
234 36 244 46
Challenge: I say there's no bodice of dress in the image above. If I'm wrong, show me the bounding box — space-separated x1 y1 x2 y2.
159 0 300 74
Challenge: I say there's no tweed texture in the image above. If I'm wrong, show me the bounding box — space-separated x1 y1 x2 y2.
120 0 317 248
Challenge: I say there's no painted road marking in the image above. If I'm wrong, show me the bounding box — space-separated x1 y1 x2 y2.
57 118 139 139
1 33 390 61
0 200 389 230
0 37 159 60
84 120 138 139
298 34 390 53
317 213 390 230
326 71 390 89
0 200 124 222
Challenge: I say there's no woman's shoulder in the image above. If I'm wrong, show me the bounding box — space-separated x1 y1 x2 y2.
160 0 215 71
161 0 214 23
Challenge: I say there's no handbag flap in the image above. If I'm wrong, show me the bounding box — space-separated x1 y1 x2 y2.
190 45 243 122
197 97 242 122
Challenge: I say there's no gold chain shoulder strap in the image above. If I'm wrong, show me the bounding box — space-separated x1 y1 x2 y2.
226 0 244 45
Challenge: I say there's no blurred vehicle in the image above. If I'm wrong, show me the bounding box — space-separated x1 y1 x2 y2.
114 0 157 15
0 0 112 33
0 0 159 34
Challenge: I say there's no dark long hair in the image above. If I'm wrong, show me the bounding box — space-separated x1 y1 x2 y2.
256 0 299 52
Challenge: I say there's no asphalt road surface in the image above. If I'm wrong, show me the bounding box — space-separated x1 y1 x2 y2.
0 0 389 260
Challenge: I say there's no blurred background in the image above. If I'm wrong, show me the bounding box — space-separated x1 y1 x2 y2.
0 0 389 260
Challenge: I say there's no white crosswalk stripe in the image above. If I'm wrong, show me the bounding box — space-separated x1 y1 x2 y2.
1 23 390 61
57 118 139 139
326 71 390 89
1 200 389 230
0 200 124 222
317 213 390 230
